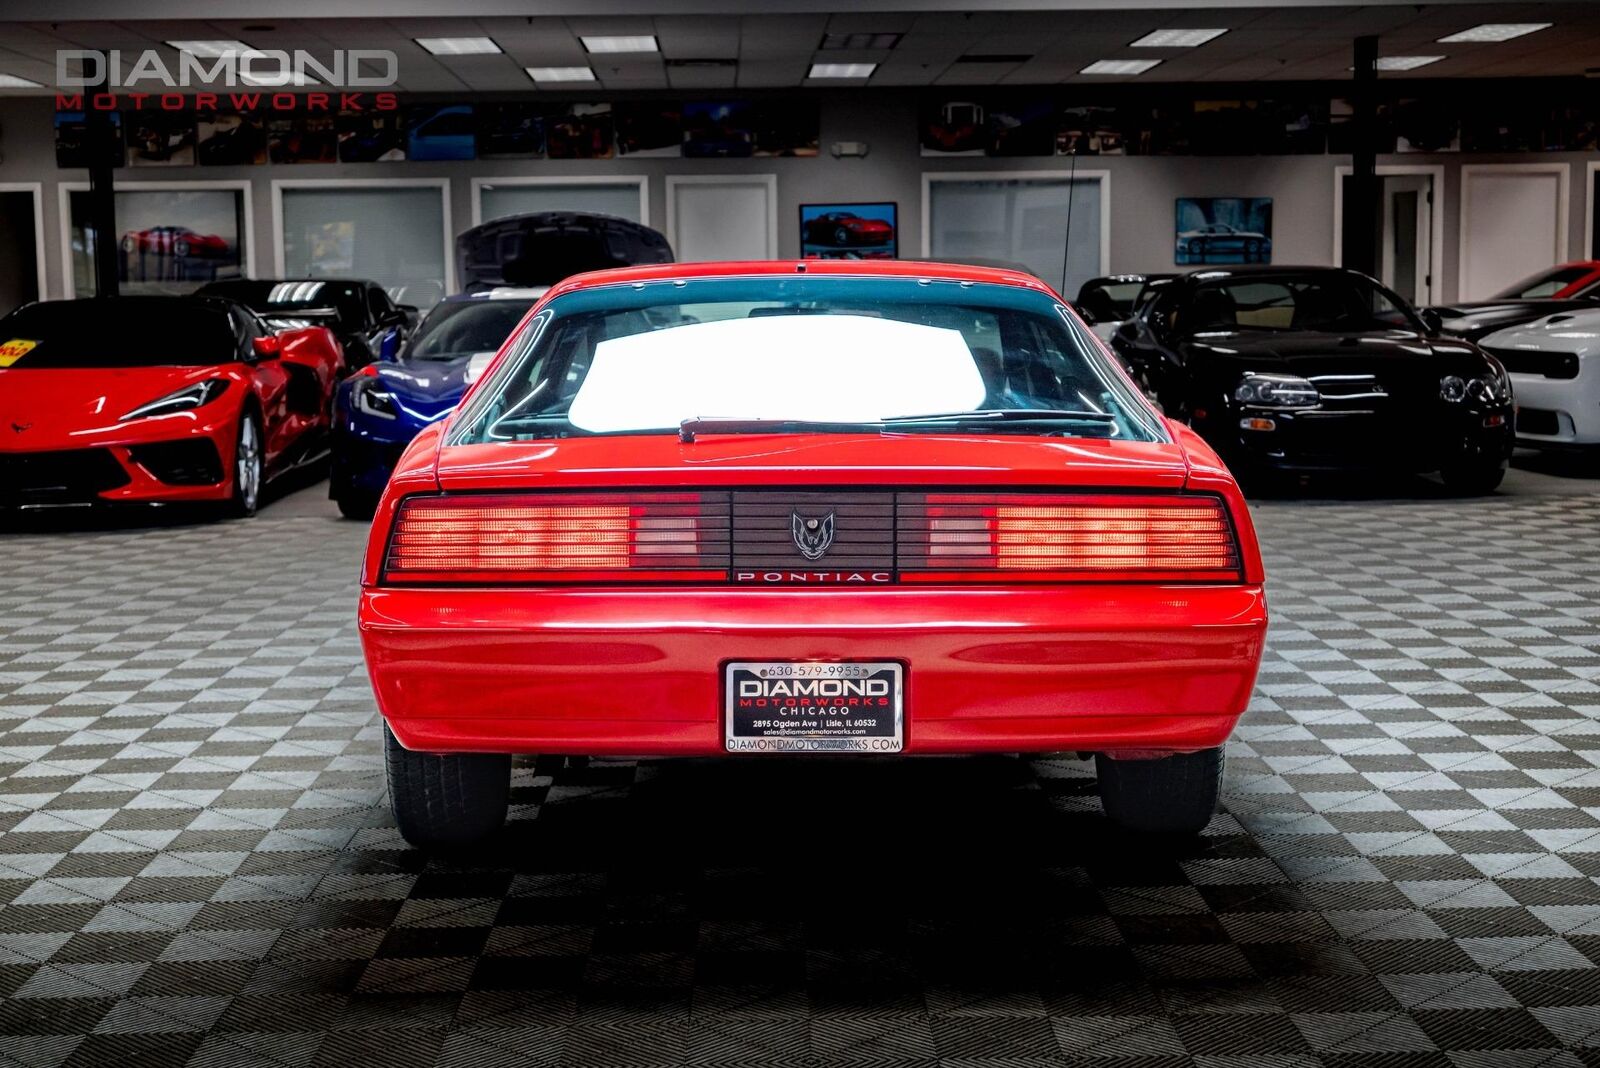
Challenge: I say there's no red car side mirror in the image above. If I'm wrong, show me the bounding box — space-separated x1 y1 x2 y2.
252 335 282 360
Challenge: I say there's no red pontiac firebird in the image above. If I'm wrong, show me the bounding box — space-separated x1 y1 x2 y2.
0 296 342 516
359 260 1268 846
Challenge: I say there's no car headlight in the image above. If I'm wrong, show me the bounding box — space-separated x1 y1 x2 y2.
1233 374 1319 408
121 379 229 421
1440 373 1509 404
354 378 399 420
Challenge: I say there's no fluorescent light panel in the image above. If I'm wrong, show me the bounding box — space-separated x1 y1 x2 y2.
1376 55 1444 70
1080 59 1162 75
165 39 251 57
415 37 501 55
1131 28 1227 48
1438 22 1551 43
525 65 596 82
808 62 877 78
581 35 658 54
0 73 42 87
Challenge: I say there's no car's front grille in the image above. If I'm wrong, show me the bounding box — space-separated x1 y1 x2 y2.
0 448 131 505
127 440 224 486
1308 374 1390 410
1482 346 1579 379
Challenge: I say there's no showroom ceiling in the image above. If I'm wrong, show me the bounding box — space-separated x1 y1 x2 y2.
2 2 1599 92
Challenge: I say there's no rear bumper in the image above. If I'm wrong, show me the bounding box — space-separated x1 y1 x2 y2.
359 584 1267 756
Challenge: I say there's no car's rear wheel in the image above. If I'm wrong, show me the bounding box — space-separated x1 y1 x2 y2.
384 723 511 848
335 490 379 521
1095 747 1223 835
224 411 263 519
1438 457 1506 495
833 226 851 245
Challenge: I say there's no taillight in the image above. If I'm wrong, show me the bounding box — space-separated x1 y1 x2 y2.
898 493 1241 583
382 493 729 584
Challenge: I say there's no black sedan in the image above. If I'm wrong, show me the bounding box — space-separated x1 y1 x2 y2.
1109 266 1514 494
197 278 415 370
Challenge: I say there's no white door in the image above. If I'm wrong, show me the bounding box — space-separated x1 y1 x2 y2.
1460 167 1568 301
668 176 776 262
1380 174 1432 306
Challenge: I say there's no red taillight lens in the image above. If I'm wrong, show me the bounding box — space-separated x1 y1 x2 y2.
900 493 1241 582
383 493 729 584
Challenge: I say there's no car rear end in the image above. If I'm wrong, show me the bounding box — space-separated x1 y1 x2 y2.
357 262 1268 846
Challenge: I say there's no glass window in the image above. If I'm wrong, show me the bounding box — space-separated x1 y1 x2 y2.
0 298 238 367
406 301 534 361
279 185 447 310
451 276 1161 445
927 177 1102 298
1176 276 1417 335
479 182 642 225
69 188 246 298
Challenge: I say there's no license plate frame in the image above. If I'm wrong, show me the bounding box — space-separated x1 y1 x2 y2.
723 660 904 754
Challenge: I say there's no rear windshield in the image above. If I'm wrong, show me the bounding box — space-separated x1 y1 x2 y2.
0 300 238 368
406 301 533 362
198 280 364 325
449 276 1162 444
1493 266 1592 300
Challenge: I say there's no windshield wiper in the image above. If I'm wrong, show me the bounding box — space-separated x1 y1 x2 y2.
677 409 1116 443
879 408 1116 425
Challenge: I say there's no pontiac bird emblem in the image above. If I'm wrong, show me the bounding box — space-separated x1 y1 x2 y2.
791 511 836 561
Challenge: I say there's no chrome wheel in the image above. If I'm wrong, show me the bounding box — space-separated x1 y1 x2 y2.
235 416 261 514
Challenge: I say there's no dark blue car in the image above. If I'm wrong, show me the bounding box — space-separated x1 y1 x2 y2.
328 288 543 518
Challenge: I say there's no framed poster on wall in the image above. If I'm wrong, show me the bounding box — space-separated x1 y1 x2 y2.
800 203 897 259
1175 198 1272 265
64 183 250 297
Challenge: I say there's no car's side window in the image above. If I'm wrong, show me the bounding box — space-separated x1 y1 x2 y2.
367 286 393 325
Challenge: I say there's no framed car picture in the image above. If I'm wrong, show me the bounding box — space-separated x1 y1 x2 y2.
799 202 897 260
64 184 248 297
1175 197 1272 265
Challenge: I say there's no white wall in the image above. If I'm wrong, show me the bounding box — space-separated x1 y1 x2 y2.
1 91 1594 304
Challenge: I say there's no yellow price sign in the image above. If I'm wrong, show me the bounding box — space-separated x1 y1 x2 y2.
0 339 38 367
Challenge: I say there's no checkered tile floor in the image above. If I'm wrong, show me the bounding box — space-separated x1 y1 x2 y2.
2 489 1599 1068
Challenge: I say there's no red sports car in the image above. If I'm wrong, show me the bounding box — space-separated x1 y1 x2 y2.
802 211 896 248
0 295 342 516
120 226 232 259
359 260 1268 846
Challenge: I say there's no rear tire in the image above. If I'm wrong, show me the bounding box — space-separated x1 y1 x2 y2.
333 482 378 521
384 723 510 848
1096 747 1223 835
1438 457 1506 495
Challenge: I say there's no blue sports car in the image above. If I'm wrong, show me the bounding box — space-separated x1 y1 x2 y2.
329 288 543 518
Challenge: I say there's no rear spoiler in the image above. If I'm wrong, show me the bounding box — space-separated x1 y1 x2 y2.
260 308 339 322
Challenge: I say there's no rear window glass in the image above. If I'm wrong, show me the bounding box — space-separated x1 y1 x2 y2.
449 276 1163 445
0 299 238 367
1495 266 1591 299
407 301 534 362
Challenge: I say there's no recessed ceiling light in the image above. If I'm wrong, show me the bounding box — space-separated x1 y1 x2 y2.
580 35 658 54
808 62 877 79
1080 59 1162 75
1376 55 1445 71
819 32 903 51
0 73 42 88
1438 23 1551 44
1130 28 1228 48
415 37 501 56
525 65 596 83
239 68 319 86
166 39 252 57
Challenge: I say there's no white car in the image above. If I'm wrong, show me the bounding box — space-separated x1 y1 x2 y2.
1478 309 1600 448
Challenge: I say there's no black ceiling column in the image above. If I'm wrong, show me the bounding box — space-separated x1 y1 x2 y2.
1342 34 1379 279
84 61 119 298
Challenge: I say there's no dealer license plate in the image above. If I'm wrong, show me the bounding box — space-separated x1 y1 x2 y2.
724 661 903 753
